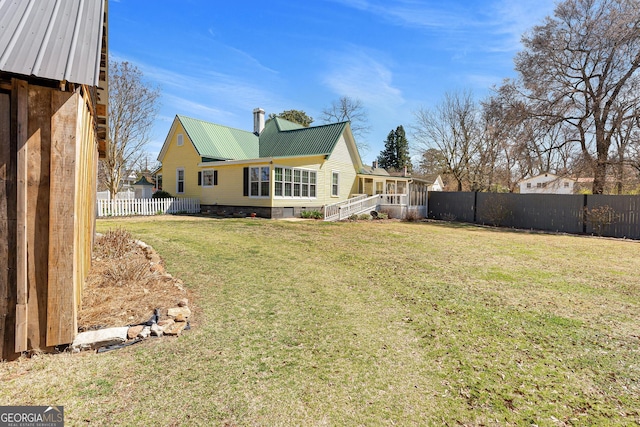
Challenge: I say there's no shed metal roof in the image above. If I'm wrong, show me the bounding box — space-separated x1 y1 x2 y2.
0 0 105 86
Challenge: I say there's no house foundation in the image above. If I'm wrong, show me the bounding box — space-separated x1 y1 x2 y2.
200 205 324 219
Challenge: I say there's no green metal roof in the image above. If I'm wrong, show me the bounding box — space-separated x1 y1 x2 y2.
267 117 304 131
259 118 348 158
133 175 155 186
177 115 259 160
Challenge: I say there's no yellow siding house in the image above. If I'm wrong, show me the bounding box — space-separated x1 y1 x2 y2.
157 109 418 218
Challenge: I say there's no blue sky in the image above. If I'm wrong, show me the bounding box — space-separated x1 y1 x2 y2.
109 0 556 166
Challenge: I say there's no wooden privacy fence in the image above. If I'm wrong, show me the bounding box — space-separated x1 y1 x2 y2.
428 192 640 240
97 198 200 217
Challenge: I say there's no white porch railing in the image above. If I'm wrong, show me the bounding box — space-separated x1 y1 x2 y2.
97 198 200 217
324 194 407 221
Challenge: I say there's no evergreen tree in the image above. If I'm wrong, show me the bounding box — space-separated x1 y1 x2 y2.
377 125 412 172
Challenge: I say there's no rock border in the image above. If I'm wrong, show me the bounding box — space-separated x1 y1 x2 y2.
72 238 192 353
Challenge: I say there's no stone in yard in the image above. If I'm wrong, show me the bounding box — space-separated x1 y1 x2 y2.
158 319 175 332
150 323 163 337
164 322 187 336
139 326 151 338
174 313 187 322
167 306 191 319
177 298 189 307
128 325 144 340
72 327 129 351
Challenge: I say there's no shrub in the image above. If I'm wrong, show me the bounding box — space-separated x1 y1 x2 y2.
440 212 457 221
94 228 135 259
378 208 392 219
480 196 513 227
403 210 420 222
585 205 618 236
301 210 323 219
348 214 359 221
358 213 371 220
152 190 172 199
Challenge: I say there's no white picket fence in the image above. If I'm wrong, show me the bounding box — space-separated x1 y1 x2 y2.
97 198 200 217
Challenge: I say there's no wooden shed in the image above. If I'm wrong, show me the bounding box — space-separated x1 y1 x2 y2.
0 0 108 360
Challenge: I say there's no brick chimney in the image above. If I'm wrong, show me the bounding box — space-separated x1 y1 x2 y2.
372 160 378 169
253 108 265 135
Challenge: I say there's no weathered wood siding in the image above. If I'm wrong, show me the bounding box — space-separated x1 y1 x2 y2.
1 79 98 359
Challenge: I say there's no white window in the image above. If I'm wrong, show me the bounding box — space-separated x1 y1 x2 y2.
293 170 301 197
250 166 270 197
564 182 570 188
526 183 531 189
274 167 317 198
284 168 292 196
536 182 542 188
177 133 184 146
332 171 339 197
176 168 184 194
202 170 216 187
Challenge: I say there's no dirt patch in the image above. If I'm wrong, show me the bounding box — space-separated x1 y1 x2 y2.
78 228 192 330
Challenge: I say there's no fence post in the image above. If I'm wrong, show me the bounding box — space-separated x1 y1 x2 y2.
582 194 588 234
473 191 478 223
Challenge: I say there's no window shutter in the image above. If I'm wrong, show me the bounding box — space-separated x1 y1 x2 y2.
214 170 218 186
198 171 202 186
243 167 249 196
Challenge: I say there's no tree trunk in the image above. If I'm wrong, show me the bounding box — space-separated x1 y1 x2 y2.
615 161 624 195
592 159 607 194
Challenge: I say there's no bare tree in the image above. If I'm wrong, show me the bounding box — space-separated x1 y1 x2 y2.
320 96 370 151
412 91 482 191
102 61 160 199
483 83 583 191
514 0 640 194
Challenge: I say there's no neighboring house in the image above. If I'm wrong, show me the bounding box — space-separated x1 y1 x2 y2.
156 109 426 218
122 171 138 190
423 174 444 192
133 175 155 199
0 0 108 359
518 173 576 194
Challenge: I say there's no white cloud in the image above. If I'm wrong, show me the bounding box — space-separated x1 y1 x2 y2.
111 52 283 114
486 0 556 52
326 0 555 54
327 0 468 29
321 48 404 110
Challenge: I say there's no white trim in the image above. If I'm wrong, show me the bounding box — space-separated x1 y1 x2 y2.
248 166 270 198
198 157 275 167
176 167 185 194
331 170 340 197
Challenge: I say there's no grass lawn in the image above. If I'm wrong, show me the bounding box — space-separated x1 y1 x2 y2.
2 217 639 426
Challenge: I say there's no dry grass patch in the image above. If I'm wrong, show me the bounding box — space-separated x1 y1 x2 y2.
78 228 191 329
